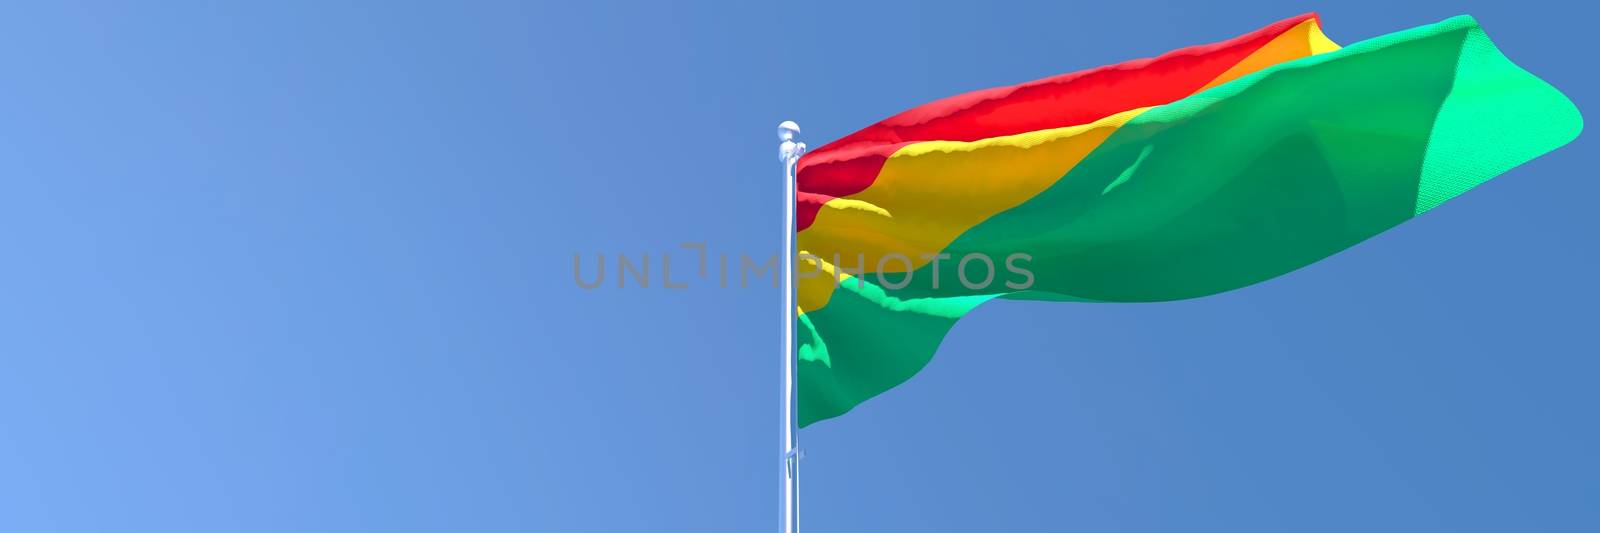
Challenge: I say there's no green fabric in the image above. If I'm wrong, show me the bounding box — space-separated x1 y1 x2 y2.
797 16 1582 427
1415 26 1585 214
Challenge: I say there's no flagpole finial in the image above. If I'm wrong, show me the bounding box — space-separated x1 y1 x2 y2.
778 121 806 164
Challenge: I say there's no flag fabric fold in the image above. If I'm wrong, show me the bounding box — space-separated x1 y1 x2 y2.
795 14 1582 427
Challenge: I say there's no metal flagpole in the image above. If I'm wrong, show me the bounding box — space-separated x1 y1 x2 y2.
778 121 806 533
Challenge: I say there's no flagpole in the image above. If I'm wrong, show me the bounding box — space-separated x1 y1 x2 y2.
778 120 806 533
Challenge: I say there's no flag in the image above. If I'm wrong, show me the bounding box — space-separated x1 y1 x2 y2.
795 14 1582 427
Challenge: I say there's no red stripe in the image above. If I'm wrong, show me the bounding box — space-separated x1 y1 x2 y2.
796 13 1320 231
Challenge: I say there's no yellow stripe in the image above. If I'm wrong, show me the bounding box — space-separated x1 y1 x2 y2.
797 108 1147 314
1197 18 1340 92
797 20 1342 316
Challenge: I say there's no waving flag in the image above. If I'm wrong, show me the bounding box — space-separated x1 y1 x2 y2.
795 14 1581 427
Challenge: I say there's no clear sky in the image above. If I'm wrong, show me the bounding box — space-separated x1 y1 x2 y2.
0 1 1594 531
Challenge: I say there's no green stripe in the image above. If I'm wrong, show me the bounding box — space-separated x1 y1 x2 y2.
797 279 993 426
798 16 1581 427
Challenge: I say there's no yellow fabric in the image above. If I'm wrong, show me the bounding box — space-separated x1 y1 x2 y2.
1198 19 1341 92
797 108 1148 314
796 20 1343 316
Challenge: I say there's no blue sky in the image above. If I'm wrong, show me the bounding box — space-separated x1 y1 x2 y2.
0 1 1594 531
